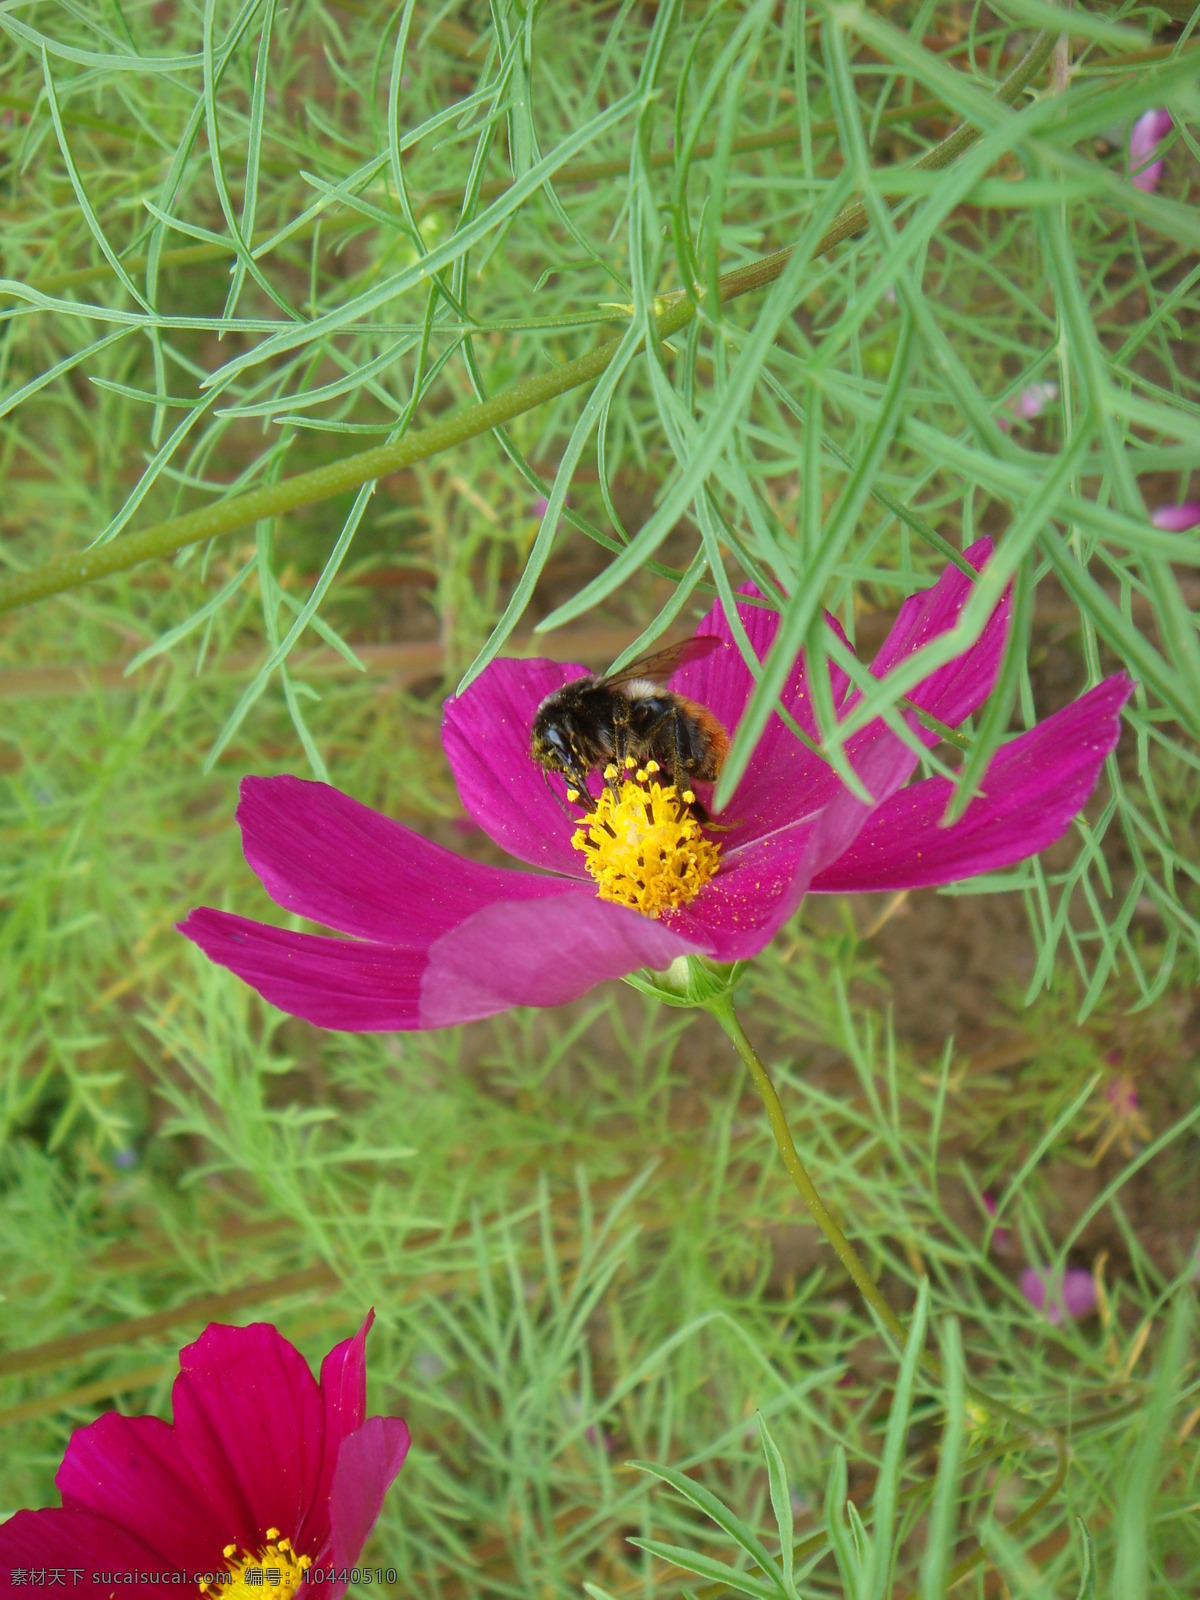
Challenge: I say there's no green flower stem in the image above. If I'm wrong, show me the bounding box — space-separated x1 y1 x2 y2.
709 997 913 1346
0 30 1055 620
709 994 1070 1589
707 995 1068 1459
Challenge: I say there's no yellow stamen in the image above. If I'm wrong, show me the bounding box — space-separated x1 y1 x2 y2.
571 776 720 917
199 1532 312 1599
624 754 637 770
604 762 619 781
565 787 580 802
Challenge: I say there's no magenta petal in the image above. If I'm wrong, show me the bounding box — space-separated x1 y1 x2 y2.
667 587 777 741
442 657 594 875
294 1313 374 1556
810 676 1131 893
868 539 1010 731
236 775 574 944
54 1413 213 1566
1020 1266 1051 1314
664 819 820 961
318 1311 371 1447
1129 107 1172 191
667 587 854 841
178 909 428 1031
1061 1268 1099 1319
1151 501 1200 532
325 1416 412 1586
1021 1266 1097 1323
790 542 1012 875
420 891 699 1025
1011 380 1058 421
0 1508 172 1575
182 884 691 1031
170 1322 326 1553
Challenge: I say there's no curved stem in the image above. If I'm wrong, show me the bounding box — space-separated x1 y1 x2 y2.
707 996 1068 1446
710 997 913 1346
0 30 1055 619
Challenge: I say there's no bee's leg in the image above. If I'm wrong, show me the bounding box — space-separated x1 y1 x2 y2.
544 765 594 816
543 770 578 819
633 707 681 787
568 758 598 813
667 710 711 819
645 706 715 823
609 697 632 794
671 708 690 792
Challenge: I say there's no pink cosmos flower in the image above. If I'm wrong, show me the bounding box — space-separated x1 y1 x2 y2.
1150 502 1200 532
1020 1265 1098 1324
1078 1069 1151 1161
0 1315 409 1594
982 1191 1012 1253
997 379 1058 432
1129 108 1172 192
179 540 1132 1031
1011 380 1058 421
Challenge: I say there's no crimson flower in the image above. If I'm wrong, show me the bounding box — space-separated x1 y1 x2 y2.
180 540 1131 1031
0 1315 409 1596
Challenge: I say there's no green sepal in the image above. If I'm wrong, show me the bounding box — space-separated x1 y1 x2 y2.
624 953 748 1009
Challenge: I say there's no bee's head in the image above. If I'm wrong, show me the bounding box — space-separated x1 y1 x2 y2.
530 698 571 772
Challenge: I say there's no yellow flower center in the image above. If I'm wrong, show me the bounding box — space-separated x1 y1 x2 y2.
199 1530 312 1599
571 761 720 917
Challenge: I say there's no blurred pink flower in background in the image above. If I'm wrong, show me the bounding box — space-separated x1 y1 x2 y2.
1011 380 1059 420
1150 502 1200 532
997 380 1058 431
1077 1069 1151 1162
1020 1265 1098 1324
1129 108 1172 193
982 1191 1012 1252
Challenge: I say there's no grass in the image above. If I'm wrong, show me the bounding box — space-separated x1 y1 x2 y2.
2 0 1199 1594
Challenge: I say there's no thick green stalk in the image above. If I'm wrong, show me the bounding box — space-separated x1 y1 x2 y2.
0 30 1055 619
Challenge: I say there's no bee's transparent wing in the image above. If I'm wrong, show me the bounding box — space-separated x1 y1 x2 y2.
601 634 723 687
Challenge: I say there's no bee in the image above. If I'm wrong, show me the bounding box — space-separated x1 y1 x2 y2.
530 636 730 812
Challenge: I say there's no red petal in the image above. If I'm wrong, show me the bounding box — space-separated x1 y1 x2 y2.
294 1314 374 1554
171 1322 326 1556
55 1413 214 1567
0 1507 173 1580
326 1417 412 1587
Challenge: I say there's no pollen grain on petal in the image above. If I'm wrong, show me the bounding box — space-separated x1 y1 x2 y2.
571 776 720 917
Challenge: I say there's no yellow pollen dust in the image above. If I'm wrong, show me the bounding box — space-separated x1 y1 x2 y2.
571 762 720 918
199 1529 311 1600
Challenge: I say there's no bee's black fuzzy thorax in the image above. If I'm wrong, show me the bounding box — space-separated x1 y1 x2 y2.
529 674 729 795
